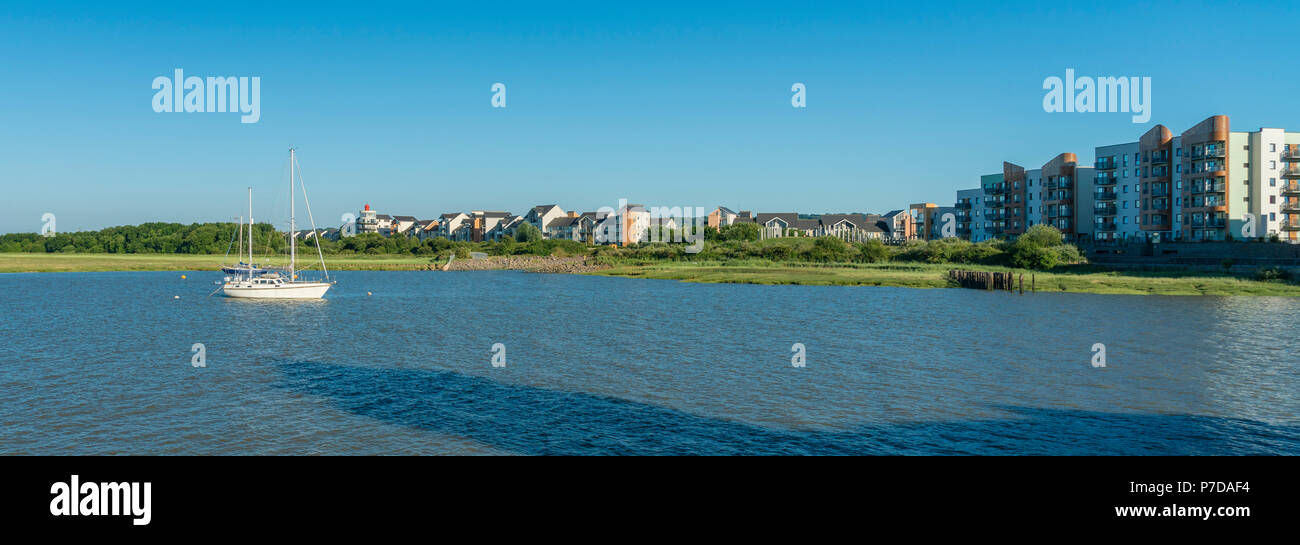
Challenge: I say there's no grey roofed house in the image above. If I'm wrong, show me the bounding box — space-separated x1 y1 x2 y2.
819 213 872 230
795 218 820 231
545 216 573 229
392 215 417 222
734 210 754 222
754 212 801 229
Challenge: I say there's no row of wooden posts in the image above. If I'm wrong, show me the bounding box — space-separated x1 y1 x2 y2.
948 270 1034 294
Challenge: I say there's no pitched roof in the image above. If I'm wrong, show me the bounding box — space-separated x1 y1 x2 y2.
376 214 393 220
755 213 800 227
392 215 418 222
715 206 737 216
532 204 561 215
546 216 574 229
820 214 870 228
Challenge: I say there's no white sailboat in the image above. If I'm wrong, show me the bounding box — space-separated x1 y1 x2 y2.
223 148 334 299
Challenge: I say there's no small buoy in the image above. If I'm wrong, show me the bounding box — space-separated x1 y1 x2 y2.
367 292 372 296
173 295 180 299
181 274 187 280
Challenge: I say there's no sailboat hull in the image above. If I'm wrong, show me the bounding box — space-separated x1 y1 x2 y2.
222 282 331 299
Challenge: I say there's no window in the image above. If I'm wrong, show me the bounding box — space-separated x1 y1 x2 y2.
1270 160 1277 169
1270 212 1277 221
1270 196 1276 204
1271 143 1277 152
1271 178 1277 187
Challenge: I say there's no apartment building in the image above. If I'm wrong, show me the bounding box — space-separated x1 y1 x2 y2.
908 203 939 240
955 188 985 241
1244 128 1300 242
1092 141 1141 242
1088 115 1299 243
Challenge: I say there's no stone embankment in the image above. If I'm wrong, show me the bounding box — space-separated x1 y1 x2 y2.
441 255 606 273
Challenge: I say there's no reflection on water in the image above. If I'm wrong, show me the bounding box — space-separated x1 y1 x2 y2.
0 270 1297 455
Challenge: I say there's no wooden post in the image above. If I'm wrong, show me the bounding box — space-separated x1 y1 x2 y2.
1031 273 1035 292
1019 273 1023 294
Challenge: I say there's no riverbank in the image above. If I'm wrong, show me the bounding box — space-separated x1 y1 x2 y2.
0 253 439 273
590 261 1300 296
0 253 608 274
5 253 1299 295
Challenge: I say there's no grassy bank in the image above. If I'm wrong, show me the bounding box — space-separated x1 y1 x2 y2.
591 260 1300 296
0 253 440 273
6 252 1299 296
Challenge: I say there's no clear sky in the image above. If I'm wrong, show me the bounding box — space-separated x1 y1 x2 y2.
2 1 1297 233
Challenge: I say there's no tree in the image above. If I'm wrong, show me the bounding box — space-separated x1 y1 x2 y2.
1020 224 1063 247
720 222 760 242
515 222 542 243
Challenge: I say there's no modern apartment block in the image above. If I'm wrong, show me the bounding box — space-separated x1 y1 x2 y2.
969 154 1092 242
955 188 987 241
1092 141 1141 242
960 114 1299 244
1246 128 1300 242
908 203 938 240
1093 115 1299 243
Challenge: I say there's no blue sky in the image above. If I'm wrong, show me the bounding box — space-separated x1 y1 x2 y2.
2 1 1297 233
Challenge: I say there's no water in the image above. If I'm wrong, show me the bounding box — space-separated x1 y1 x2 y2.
1 270 1298 455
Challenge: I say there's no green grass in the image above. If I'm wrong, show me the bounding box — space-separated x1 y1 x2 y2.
590 260 1300 296
0 253 440 273
7 252 1299 296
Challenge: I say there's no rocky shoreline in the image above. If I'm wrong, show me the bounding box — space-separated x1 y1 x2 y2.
441 255 607 273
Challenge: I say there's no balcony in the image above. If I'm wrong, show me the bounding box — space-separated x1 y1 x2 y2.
1282 201 1300 213
1193 146 1226 159
1283 222 1300 231
1150 187 1171 197
1150 151 1170 165
1191 181 1226 194
1094 222 1118 231
1283 165 1300 178
1094 203 1117 215
1094 175 1118 186
983 185 1004 194
1283 148 1300 161
1094 189 1118 201
1149 167 1171 178
1095 158 1117 170
1281 183 1300 196
954 201 972 210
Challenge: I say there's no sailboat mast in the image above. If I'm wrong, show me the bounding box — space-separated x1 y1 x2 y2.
247 187 254 277
289 148 296 279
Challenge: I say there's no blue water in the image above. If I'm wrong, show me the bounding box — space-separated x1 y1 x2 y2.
1 270 1298 455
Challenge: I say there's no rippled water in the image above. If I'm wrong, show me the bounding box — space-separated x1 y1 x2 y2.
1 270 1298 455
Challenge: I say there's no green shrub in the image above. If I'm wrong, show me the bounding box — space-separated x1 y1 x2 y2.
853 239 891 263
1009 241 1059 270
1254 267 1292 281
